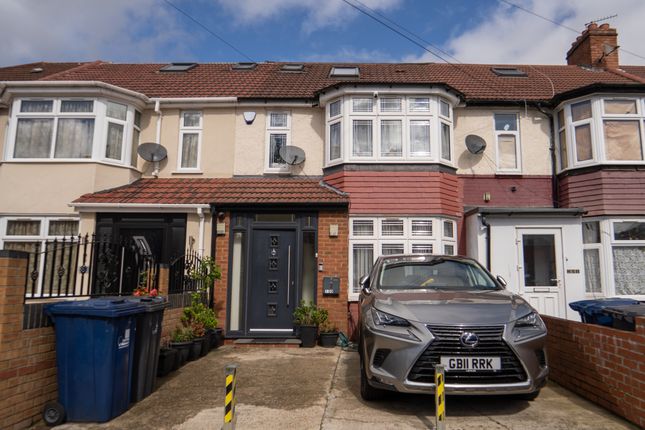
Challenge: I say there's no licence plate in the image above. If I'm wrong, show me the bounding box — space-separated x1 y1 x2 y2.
440 356 501 372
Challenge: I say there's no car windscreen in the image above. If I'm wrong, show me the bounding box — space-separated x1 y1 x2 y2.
377 259 498 291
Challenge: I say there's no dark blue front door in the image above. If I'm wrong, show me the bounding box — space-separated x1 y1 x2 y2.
247 228 297 335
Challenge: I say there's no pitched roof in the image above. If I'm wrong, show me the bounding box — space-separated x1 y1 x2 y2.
73 177 349 206
0 62 89 81
2 61 645 103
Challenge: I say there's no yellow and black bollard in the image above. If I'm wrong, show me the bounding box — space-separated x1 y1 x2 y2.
223 364 238 430
435 364 446 430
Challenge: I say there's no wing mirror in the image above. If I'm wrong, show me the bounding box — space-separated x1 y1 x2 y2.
496 275 507 287
359 275 371 295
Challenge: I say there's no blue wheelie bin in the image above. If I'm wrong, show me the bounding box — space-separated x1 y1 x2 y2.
569 298 640 326
45 298 143 424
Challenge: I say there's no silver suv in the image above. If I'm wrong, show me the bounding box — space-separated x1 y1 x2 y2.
359 255 548 401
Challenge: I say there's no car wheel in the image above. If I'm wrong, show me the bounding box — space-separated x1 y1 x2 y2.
360 351 384 401
517 389 541 401
42 401 65 426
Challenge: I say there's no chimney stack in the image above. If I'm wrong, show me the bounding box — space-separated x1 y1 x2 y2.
566 23 619 69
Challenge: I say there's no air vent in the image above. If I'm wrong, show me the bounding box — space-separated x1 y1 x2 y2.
160 63 197 72
491 67 527 77
330 66 360 78
373 349 391 368
281 64 304 72
232 62 257 70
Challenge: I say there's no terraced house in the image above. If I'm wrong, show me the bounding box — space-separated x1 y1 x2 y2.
1 23 644 338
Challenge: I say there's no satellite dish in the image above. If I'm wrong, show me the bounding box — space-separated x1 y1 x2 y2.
279 145 306 165
465 135 487 155
137 142 168 162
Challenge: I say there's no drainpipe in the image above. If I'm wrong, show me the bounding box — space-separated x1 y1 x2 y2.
536 103 558 208
481 214 491 271
153 100 162 177
197 207 205 255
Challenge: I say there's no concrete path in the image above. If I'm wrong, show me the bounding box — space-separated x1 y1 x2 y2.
51 346 636 430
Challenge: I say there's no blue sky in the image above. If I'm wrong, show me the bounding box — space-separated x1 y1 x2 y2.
2 0 645 67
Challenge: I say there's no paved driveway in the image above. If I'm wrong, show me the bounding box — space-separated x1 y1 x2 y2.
52 346 636 430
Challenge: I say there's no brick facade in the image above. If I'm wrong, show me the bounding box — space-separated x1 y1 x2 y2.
0 251 57 430
214 213 230 332
543 315 645 428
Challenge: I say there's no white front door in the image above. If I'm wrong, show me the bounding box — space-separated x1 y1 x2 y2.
516 228 566 317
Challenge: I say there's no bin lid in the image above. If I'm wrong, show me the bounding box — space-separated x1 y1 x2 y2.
45 298 143 319
603 304 645 317
569 298 640 314
119 296 168 312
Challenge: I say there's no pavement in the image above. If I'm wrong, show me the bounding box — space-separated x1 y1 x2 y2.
50 346 637 430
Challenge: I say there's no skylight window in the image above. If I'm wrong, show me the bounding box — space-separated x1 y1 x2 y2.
491 67 528 77
232 62 257 70
330 66 360 78
159 63 197 72
281 64 304 72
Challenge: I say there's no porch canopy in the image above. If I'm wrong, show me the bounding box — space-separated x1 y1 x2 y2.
71 177 349 209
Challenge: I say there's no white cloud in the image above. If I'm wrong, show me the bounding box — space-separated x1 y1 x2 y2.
303 47 395 62
0 0 193 66
408 0 645 66
214 0 402 33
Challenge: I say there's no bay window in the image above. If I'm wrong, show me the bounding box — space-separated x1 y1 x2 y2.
349 216 457 298
325 94 455 165
557 96 645 171
8 98 139 167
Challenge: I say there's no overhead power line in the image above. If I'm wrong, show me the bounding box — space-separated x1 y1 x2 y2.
161 0 255 62
497 0 645 62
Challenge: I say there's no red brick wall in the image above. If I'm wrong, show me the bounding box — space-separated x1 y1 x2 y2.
460 175 553 207
543 315 645 428
214 213 230 332
317 210 349 334
0 252 57 429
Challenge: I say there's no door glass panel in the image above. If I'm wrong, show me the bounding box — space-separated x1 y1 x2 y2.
254 214 295 222
301 232 316 303
583 249 602 294
522 234 557 287
229 231 245 331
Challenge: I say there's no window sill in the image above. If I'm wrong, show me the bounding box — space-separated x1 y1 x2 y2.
171 170 203 175
1 159 141 172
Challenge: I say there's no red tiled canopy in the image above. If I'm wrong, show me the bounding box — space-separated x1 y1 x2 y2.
73 177 348 207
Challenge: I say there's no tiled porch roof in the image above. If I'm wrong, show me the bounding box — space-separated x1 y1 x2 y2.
72 177 349 207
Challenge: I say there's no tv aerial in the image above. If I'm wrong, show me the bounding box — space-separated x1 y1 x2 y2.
279 145 306 166
137 142 168 177
465 135 487 155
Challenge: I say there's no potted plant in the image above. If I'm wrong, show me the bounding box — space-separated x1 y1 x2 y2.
318 321 339 348
293 302 328 348
169 326 193 366
189 257 223 350
196 307 220 351
157 339 179 377
182 292 209 359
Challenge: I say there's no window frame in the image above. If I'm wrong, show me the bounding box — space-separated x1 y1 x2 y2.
493 112 522 173
6 97 139 167
177 110 203 171
265 110 291 173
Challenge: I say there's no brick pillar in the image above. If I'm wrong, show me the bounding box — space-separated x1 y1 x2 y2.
214 212 230 331
157 265 169 296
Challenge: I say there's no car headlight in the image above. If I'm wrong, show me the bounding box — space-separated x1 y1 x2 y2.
368 308 420 342
512 312 546 342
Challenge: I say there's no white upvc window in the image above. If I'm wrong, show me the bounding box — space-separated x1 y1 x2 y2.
326 94 454 165
6 97 139 167
0 216 80 297
178 111 202 170
131 110 142 167
494 113 521 173
265 111 291 173
348 216 457 299
556 95 645 172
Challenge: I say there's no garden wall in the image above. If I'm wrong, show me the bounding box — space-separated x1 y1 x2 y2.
543 315 645 428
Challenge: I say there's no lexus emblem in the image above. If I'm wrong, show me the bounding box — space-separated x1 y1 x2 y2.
460 332 479 348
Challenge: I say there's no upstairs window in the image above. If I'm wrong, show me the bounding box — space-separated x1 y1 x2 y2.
557 96 645 171
8 98 138 167
266 111 290 172
178 111 202 170
494 113 521 172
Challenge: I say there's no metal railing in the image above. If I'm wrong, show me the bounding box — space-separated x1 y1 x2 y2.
24 234 159 301
168 249 204 294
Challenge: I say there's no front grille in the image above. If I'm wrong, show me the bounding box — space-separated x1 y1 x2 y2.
373 349 390 368
408 325 527 385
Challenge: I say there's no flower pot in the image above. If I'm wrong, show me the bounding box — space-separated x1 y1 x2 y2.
200 332 211 356
189 337 204 361
157 348 178 377
207 328 223 349
170 341 191 366
318 332 339 348
299 325 318 348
